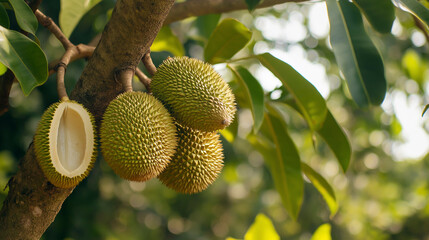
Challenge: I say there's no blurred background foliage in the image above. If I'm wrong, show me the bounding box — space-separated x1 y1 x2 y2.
1 0 429 239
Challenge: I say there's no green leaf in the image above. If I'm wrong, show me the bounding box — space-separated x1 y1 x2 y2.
256 53 327 131
353 0 395 33
204 18 252 64
194 14 221 42
8 0 37 34
397 0 429 27
230 66 264 133
264 112 304 219
0 3 9 28
301 163 338 217
0 61 6 75
59 0 101 37
311 224 332 240
151 26 185 56
245 0 263 11
244 214 280 240
226 238 241 240
318 111 351 171
0 26 48 95
327 0 387 107
401 49 425 84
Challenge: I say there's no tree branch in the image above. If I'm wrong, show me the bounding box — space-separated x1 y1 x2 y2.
165 0 312 24
0 1 175 239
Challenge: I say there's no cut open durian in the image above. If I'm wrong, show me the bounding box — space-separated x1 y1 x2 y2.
34 100 97 188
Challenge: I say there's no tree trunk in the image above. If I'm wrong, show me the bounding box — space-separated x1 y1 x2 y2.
0 1 174 239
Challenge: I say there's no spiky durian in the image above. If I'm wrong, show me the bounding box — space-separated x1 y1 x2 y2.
151 56 236 132
34 100 97 188
158 123 224 194
100 91 177 181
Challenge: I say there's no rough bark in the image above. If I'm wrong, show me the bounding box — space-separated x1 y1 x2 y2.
0 0 175 239
165 0 310 24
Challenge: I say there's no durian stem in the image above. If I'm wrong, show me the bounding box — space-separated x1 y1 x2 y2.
49 44 95 76
143 51 157 76
135 68 152 92
115 67 135 92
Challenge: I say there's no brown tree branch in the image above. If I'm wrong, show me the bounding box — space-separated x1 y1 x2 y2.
143 51 157 76
135 67 152 92
165 0 312 24
35 10 73 50
0 0 175 239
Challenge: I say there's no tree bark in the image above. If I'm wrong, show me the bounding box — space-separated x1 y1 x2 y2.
0 0 175 239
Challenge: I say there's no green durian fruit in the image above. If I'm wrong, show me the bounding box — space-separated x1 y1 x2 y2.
100 91 177 181
151 56 236 132
34 100 97 188
158 123 224 194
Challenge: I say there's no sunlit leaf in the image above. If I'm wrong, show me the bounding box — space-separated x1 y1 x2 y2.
264 111 304 219
401 49 425 84
244 214 280 240
0 61 6 75
194 14 221 42
396 0 429 27
256 53 327 131
8 0 37 34
60 0 101 37
353 0 395 33
311 223 332 240
245 0 263 11
327 0 387 107
0 3 9 28
204 18 252 64
226 238 241 240
301 163 338 217
317 111 351 171
0 26 48 95
230 66 264 133
151 26 185 56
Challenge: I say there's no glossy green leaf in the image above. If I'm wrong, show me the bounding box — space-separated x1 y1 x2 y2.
311 224 332 240
301 163 338 217
204 18 252 64
0 3 9 28
270 100 351 171
264 112 304 219
0 61 6 75
244 214 280 240
256 53 327 131
245 0 263 11
194 14 221 42
230 66 264 133
326 0 387 107
397 0 429 27
8 0 37 34
318 111 351 171
60 0 101 37
0 26 48 95
151 26 185 56
353 0 395 33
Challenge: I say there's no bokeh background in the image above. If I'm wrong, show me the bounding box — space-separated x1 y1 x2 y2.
1 1 429 239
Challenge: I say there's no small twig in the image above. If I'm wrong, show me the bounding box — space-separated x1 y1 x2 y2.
143 51 157 76
114 67 135 92
135 68 152 92
413 15 429 45
0 70 15 116
35 10 73 50
48 44 95 76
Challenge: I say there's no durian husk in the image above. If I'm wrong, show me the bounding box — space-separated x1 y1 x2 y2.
100 91 177 181
158 123 224 194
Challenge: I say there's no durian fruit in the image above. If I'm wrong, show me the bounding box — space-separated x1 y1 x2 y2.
158 123 224 194
151 57 236 132
100 91 177 181
34 100 97 188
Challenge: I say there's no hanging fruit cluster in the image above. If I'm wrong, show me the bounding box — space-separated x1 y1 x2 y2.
34 56 236 194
